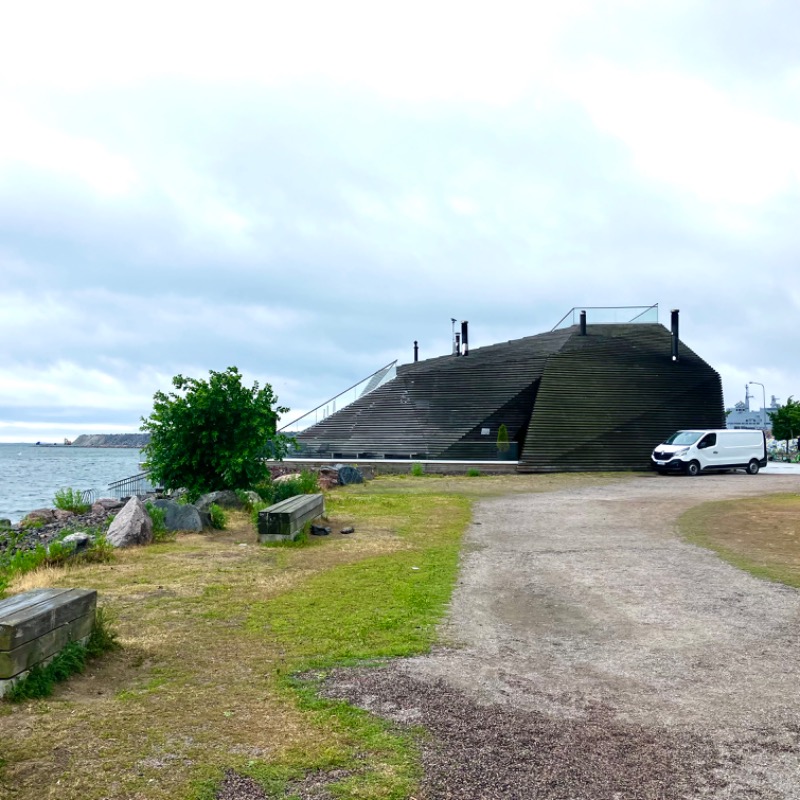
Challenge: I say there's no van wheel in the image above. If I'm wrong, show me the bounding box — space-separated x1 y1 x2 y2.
686 461 701 477
747 459 760 475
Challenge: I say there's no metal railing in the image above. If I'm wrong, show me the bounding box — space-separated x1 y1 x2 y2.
552 304 659 330
279 360 398 434
107 471 154 499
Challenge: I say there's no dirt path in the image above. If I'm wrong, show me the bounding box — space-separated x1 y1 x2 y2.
322 473 800 798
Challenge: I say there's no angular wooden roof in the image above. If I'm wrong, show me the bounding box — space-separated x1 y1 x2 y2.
295 323 724 470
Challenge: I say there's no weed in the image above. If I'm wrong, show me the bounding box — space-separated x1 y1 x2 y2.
53 487 91 514
209 503 227 530
19 517 44 530
410 463 424 477
144 502 171 542
466 468 482 477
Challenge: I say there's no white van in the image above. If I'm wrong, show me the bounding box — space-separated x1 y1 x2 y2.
652 429 767 476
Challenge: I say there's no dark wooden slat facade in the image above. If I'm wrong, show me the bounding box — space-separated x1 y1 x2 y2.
295 323 724 471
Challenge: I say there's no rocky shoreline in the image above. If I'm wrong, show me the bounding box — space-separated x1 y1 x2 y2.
0 498 126 556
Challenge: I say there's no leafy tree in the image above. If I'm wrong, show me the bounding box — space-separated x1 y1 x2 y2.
141 367 290 499
768 396 800 447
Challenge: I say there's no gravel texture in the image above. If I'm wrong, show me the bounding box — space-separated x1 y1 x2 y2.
222 472 800 799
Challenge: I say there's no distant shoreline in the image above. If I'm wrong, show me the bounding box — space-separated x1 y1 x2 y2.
71 433 150 448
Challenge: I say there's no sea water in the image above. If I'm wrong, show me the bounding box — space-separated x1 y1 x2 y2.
0 444 143 523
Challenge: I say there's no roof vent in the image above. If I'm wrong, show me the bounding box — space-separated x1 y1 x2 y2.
671 309 680 362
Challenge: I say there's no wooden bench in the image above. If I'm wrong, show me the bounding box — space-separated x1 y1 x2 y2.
257 494 325 543
0 588 97 697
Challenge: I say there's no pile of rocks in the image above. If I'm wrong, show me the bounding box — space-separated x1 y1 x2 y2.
0 498 126 555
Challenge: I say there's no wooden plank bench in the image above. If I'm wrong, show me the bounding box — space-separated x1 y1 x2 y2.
0 588 97 697
257 493 325 543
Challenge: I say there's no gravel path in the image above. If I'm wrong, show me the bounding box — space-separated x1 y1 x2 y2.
319 472 800 799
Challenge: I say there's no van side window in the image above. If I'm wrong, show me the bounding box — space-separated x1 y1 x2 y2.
699 433 716 448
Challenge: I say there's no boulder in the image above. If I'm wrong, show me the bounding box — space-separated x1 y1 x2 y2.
335 465 364 485
54 509 75 522
106 496 153 548
21 509 57 526
195 490 241 513
0 518 12 529
240 490 262 506
152 499 205 532
93 497 125 512
60 532 92 553
274 473 302 484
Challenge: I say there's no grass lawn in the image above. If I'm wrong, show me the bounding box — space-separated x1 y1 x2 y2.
0 473 625 799
679 492 800 588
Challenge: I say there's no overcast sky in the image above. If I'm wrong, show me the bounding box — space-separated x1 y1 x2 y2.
1 1 798 442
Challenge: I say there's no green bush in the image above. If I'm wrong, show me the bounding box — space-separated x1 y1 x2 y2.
141 366 292 500
53 487 91 514
496 424 510 456
144 502 171 542
410 463 424 477
209 503 227 530
466 468 482 477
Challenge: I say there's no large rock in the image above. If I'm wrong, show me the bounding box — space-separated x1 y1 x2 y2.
273 473 302 484
152 499 205 532
195 490 241 513
240 490 262 506
21 509 57 526
93 497 125 512
106 496 153 548
335 465 364 485
60 532 92 553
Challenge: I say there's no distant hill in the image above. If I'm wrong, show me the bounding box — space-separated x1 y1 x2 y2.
71 433 150 448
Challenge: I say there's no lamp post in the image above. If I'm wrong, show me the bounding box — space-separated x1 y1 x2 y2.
748 381 767 429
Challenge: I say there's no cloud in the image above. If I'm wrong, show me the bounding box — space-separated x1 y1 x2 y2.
0 1 797 442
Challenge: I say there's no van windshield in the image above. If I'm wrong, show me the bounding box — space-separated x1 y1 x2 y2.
665 431 704 446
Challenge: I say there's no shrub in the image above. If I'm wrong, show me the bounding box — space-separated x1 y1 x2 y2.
53 487 90 514
209 503 227 530
410 463 425 477
144 502 171 542
141 366 292 500
496 424 510 456
466 468 481 477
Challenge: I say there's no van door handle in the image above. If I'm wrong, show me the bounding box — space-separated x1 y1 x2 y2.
712 450 718 454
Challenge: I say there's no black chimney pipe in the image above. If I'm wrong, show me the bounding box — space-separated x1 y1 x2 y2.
671 309 680 362
461 320 469 356
579 310 587 336
413 340 419 362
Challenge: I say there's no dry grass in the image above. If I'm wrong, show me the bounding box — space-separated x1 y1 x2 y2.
679 492 800 587
351 471 636 498
0 506 420 800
